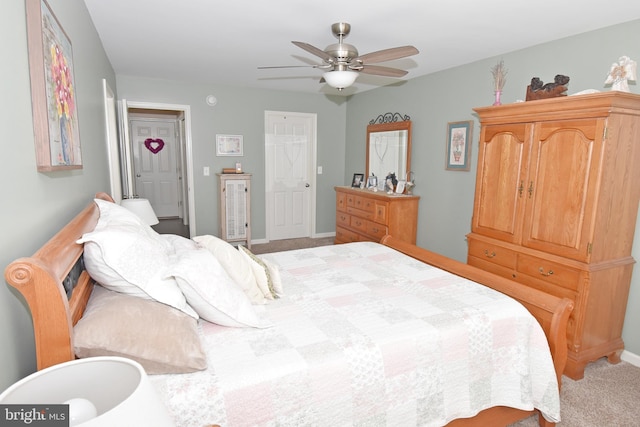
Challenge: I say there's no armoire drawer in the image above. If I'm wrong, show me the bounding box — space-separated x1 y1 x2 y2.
468 256 516 280
516 253 581 291
467 239 516 269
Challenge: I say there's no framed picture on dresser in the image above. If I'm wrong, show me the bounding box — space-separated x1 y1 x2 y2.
351 173 364 188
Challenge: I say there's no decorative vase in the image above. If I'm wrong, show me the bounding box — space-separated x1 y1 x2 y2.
60 115 71 165
493 90 502 106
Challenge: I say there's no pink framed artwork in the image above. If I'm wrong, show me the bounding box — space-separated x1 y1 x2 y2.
26 0 82 171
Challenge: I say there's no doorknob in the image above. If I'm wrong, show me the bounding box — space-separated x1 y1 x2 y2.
137 174 141 177
305 183 310 187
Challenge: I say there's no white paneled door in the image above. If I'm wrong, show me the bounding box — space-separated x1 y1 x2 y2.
130 119 180 218
265 111 316 240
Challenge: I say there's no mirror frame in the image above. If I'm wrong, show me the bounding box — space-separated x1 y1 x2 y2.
365 119 412 183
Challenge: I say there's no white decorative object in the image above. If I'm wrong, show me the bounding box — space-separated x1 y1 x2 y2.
604 56 637 92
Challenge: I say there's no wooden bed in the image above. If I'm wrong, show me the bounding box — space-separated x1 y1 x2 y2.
5 193 573 427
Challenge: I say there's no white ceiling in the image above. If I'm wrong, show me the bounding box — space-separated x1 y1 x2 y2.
83 0 640 96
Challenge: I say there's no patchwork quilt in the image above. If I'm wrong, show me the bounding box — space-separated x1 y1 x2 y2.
150 242 560 426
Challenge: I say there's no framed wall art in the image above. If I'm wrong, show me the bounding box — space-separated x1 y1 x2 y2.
216 134 244 156
445 120 474 171
26 0 83 171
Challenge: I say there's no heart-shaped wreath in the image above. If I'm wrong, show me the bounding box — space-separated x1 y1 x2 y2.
144 138 165 154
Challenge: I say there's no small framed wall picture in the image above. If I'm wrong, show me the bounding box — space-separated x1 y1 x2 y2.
445 120 474 171
352 173 364 188
216 134 243 156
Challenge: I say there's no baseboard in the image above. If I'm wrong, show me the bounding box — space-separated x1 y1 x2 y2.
621 350 640 367
251 232 335 246
311 231 336 239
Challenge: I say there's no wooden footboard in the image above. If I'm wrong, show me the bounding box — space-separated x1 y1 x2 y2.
381 235 574 427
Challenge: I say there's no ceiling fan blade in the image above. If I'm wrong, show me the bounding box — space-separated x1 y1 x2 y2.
292 41 333 62
358 65 408 77
258 65 326 69
354 46 419 64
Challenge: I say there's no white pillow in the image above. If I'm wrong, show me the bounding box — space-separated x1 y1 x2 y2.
238 246 279 300
192 235 265 304
78 199 197 319
167 247 271 328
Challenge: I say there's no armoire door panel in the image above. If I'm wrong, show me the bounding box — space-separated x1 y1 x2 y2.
522 120 604 260
471 123 530 242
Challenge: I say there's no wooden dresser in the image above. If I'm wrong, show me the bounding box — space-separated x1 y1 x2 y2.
467 92 640 379
335 186 419 244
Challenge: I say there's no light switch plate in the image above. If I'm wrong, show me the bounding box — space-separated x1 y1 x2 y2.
203 166 210 176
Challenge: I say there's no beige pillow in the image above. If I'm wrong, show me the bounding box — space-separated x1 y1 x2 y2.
74 285 207 374
192 235 265 304
261 256 284 297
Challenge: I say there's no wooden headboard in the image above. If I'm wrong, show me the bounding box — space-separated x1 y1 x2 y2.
4 192 113 370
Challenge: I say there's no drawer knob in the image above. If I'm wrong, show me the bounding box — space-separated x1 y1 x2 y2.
484 250 496 258
538 267 554 277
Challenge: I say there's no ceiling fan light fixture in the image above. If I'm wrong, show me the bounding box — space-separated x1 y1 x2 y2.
323 70 358 90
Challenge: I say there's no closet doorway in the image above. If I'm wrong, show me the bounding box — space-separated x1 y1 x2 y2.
119 100 196 236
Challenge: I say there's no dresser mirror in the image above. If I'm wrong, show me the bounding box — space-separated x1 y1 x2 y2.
366 119 412 185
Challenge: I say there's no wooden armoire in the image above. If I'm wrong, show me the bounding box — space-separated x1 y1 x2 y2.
467 92 640 379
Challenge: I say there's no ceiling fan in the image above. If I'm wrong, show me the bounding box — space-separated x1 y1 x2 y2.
258 22 419 90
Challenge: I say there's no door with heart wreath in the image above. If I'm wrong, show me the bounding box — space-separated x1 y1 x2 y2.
130 119 181 218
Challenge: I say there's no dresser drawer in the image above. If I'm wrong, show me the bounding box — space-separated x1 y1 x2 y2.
335 226 359 243
373 202 388 224
336 191 347 212
467 239 517 269
367 221 388 240
346 207 374 220
354 195 375 213
516 253 581 291
350 215 368 233
336 211 350 228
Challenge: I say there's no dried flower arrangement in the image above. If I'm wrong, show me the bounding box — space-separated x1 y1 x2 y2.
491 60 508 91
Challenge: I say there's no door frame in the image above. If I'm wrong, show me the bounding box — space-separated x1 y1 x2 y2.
264 110 317 241
101 80 122 203
119 100 196 237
